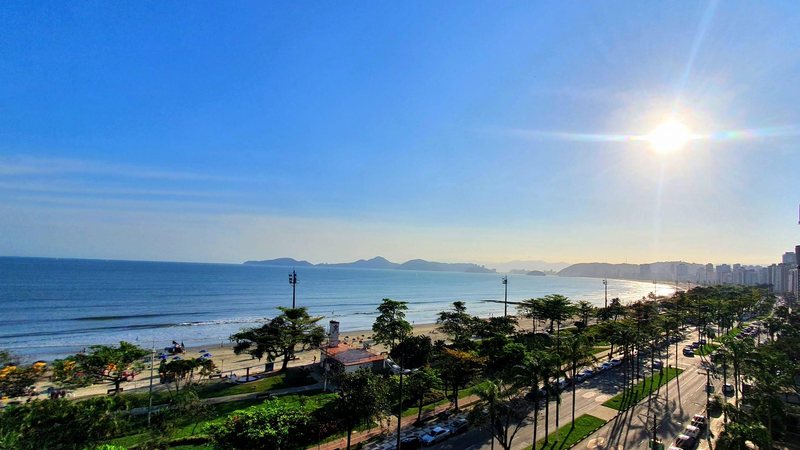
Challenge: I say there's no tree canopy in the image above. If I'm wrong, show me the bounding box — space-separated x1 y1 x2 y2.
231 307 325 371
52 341 148 393
371 298 412 351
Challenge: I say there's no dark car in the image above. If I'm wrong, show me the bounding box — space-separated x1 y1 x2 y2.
683 347 694 357
450 419 469 434
399 436 422 450
723 384 735 396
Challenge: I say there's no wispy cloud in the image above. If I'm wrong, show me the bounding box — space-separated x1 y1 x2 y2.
0 155 243 182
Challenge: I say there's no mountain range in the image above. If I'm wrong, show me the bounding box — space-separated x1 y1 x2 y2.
243 256 496 274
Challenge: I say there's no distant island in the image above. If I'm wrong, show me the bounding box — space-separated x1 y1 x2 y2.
243 256 496 274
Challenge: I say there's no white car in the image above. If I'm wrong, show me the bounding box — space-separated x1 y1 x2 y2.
609 358 622 367
421 426 451 446
600 362 613 371
683 424 701 438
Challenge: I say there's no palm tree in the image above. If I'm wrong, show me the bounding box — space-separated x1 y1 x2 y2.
538 352 560 445
516 351 547 445
561 334 595 427
515 351 547 448
517 298 544 333
575 301 595 329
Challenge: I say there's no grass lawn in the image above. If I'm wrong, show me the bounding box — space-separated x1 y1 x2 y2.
602 367 683 411
528 414 607 450
193 371 315 398
697 343 719 356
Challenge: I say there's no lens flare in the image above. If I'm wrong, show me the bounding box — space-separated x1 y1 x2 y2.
646 120 693 154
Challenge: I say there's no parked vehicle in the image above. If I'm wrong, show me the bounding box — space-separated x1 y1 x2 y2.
683 425 701 438
399 436 422 450
723 384 734 396
706 383 715 393
691 414 707 429
450 419 469 434
683 347 694 357
609 358 622 367
652 360 664 370
691 342 700 349
600 362 613 371
421 427 451 446
674 434 696 449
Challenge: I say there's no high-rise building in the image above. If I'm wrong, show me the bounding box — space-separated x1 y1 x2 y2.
717 264 732 284
783 252 797 265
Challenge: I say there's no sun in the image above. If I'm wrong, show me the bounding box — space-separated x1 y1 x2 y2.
646 120 693 154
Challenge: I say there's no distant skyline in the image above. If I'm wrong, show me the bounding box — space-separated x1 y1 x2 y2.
1 2 799 266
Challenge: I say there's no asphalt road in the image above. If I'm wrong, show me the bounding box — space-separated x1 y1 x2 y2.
430 328 736 450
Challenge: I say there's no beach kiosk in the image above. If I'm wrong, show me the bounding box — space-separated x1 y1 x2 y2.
319 320 385 374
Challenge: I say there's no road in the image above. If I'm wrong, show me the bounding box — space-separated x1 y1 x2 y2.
431 329 721 450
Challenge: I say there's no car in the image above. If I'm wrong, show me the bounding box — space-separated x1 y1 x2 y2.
706 383 715 393
581 369 595 379
600 362 613 371
609 358 622 367
399 436 422 450
557 378 570 390
575 372 588 382
691 414 707 429
421 426 451 446
683 425 701 438
683 348 694 357
652 360 664 370
450 419 469 434
674 434 696 449
723 384 735 396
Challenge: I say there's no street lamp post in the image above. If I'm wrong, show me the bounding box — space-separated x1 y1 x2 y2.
289 270 298 308
502 276 508 317
603 279 608 308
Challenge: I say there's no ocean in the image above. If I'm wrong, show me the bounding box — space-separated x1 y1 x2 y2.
0 257 675 361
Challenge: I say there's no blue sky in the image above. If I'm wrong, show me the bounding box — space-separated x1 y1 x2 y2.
1 1 799 265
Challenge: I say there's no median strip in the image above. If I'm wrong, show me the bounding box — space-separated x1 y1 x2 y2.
528 414 607 450
602 367 683 411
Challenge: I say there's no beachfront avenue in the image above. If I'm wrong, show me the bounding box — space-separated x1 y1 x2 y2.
0 285 795 450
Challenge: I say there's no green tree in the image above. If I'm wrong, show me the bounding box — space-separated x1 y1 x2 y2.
474 316 518 339
52 341 148 394
159 358 216 395
231 307 325 371
540 294 575 334
515 350 548 448
434 348 485 410
436 301 477 349
389 334 433 369
575 301 596 329
0 396 132 450
406 367 441 424
205 400 311 450
372 298 412 351
517 298 544 333
715 422 771 450
561 334 595 427
469 379 528 450
334 368 389 450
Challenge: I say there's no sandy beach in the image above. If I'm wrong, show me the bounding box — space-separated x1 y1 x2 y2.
15 322 450 401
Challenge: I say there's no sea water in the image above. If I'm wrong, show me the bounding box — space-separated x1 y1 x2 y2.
0 257 674 361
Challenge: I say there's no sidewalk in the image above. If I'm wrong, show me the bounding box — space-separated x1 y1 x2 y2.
311 394 482 450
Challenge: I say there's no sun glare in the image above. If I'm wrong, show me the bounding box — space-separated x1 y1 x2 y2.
647 120 693 154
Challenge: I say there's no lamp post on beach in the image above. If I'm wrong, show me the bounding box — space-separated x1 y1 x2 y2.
289 270 298 308
502 276 508 317
603 279 608 308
